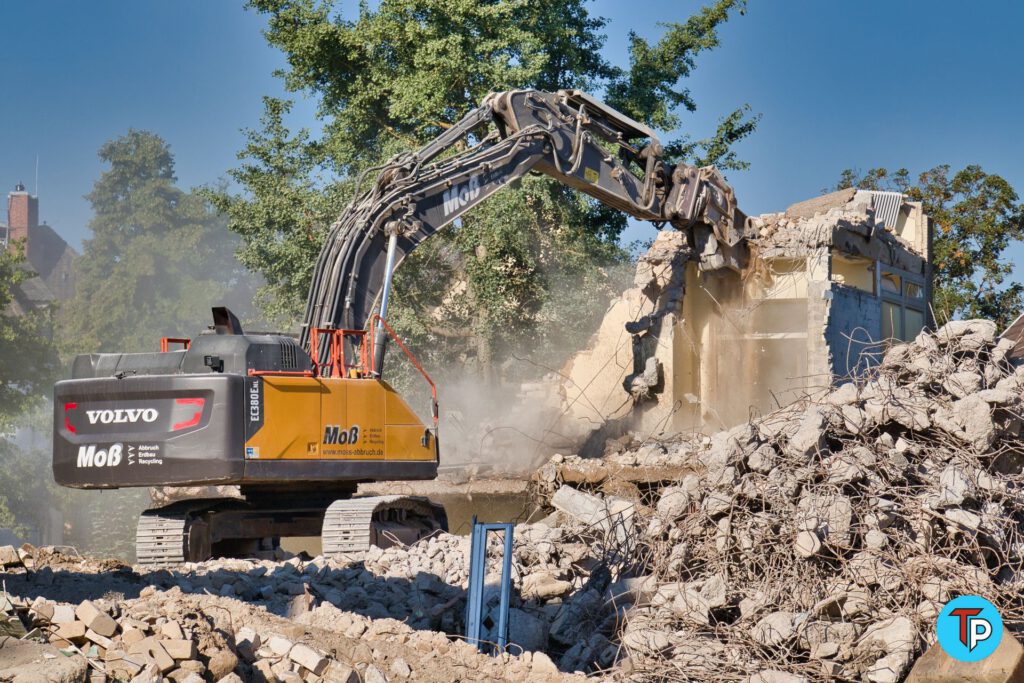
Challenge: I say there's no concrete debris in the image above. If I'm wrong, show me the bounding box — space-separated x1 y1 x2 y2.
537 319 1024 680
2 318 1023 682
906 633 1024 682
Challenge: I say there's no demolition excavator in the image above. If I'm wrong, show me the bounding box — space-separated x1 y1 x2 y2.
52 89 747 565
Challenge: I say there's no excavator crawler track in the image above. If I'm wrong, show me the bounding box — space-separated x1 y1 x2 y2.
322 496 447 556
135 509 200 567
135 496 447 567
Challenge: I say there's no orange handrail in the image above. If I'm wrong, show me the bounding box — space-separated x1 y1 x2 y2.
370 314 438 427
160 337 191 352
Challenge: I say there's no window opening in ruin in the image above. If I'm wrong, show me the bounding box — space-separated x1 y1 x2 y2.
882 301 903 341
881 271 901 294
880 267 926 342
830 250 874 294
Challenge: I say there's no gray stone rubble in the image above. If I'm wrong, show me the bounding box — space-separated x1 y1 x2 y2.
2 319 1023 682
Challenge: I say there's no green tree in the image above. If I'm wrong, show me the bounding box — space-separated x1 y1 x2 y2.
0 246 61 535
61 130 254 356
214 0 757 379
0 245 59 429
836 166 1024 328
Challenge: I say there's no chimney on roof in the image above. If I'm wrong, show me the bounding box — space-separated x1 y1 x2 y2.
7 182 39 252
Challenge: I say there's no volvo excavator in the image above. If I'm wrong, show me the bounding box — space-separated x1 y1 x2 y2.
52 89 748 565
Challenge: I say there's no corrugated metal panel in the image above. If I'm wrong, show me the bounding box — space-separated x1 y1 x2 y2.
864 190 904 229
1002 313 1024 361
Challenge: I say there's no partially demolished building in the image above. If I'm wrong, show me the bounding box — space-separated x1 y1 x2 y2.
560 188 933 441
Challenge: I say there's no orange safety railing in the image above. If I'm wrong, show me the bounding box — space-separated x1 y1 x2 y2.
160 337 191 352
370 314 439 428
248 369 316 377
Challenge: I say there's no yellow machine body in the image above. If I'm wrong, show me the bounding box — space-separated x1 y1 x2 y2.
245 376 436 464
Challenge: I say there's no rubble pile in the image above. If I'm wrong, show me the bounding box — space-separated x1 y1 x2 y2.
603 319 1024 681
2 319 1022 682
0 536 601 681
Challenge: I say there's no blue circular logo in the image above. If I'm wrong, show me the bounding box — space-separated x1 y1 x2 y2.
937 595 1003 662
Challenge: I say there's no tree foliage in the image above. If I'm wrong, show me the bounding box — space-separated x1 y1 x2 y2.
61 130 254 356
0 243 61 535
217 0 757 378
836 166 1024 329
0 245 60 431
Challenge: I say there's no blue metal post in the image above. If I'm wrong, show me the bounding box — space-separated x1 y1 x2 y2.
464 518 515 654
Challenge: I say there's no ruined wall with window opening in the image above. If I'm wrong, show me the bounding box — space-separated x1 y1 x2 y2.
556 187 933 451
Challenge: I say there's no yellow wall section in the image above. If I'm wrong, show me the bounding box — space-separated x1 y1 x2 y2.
246 376 434 463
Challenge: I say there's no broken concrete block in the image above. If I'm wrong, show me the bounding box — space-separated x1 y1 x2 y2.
786 407 826 457
53 620 87 644
51 604 77 624
75 601 118 638
797 493 852 546
670 589 710 625
0 545 20 566
621 625 671 655
158 620 184 640
521 571 572 600
655 485 693 519
234 625 260 662
267 634 295 656
85 628 114 650
29 598 54 622
935 319 997 350
747 443 778 473
699 573 728 608
363 665 389 683
943 371 983 399
794 529 822 558
751 612 796 647
289 643 328 675
128 636 175 673
161 638 197 660
551 485 630 531
945 507 982 532
866 651 914 683
491 607 548 652
936 464 975 508
252 659 276 683
206 649 239 680
322 661 359 683
129 662 163 683
906 632 1024 683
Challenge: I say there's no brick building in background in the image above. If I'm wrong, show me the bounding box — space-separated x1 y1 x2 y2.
1 182 78 316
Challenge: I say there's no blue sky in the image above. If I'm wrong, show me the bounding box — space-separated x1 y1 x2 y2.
1 1 1022 273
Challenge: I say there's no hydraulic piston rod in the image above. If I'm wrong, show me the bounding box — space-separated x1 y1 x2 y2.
372 231 400 376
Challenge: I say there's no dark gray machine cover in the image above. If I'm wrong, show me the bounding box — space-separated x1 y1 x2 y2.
53 373 246 488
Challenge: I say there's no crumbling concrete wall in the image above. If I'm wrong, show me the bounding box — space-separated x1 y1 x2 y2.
828 285 882 377
557 188 933 449
559 231 690 451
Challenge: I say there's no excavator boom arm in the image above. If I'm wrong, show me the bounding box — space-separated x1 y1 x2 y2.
300 89 746 365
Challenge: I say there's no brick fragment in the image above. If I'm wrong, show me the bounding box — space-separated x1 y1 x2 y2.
128 635 175 673
53 620 87 644
289 643 328 675
75 600 118 637
159 620 184 640
52 604 77 623
162 638 197 660
86 628 115 649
